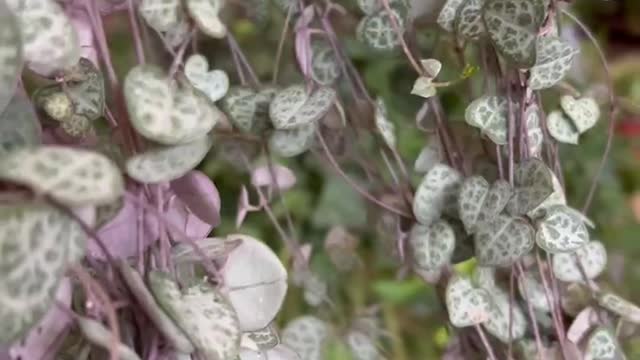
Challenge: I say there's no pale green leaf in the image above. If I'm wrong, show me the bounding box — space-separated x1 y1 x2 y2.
529 36 579 90
409 220 456 270
185 54 230 102
139 0 182 33
269 122 316 158
560 96 600 133
311 41 340 86
597 293 640 325
547 110 579 144
536 205 589 253
585 327 625 360
482 286 527 343
357 7 405 51
506 158 555 216
411 77 436 98
186 0 227 38
474 215 534 267
0 94 41 157
413 164 461 225
0 1 22 114
552 240 607 282
458 176 512 233
445 275 492 327
437 0 464 32
374 98 396 148
464 95 508 144
282 316 329 360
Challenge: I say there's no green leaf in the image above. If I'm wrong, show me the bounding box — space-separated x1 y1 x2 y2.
437 0 465 32
184 54 230 103
346 331 381 360
458 176 512 233
474 215 534 267
0 0 22 114
0 94 41 157
528 36 579 90
597 293 640 325
560 96 600 133
465 95 509 144
482 286 527 343
536 205 589 253
547 110 579 144
270 85 335 130
282 316 329 360
585 327 625 360
269 122 316 157
0 204 85 343
374 98 396 148
7 0 79 75
185 0 227 38
455 0 486 40
139 0 183 33
413 164 462 225
483 0 544 67
125 136 213 184
518 271 551 312
372 278 426 304
125 65 220 145
312 176 367 228
171 237 242 264
149 272 241 359
221 86 258 133
409 220 456 270
524 103 544 156
357 0 380 15
445 275 492 327
0 146 124 206
357 7 405 51
410 77 437 98
506 158 555 216
311 41 340 86
552 240 607 282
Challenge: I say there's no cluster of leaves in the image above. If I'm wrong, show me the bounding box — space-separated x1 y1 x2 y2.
0 0 637 359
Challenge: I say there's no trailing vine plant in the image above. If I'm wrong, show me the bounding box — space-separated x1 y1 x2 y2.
0 0 636 359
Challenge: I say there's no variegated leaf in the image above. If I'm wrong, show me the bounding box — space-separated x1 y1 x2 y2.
77 317 142 360
552 240 606 282
125 136 213 184
437 0 464 32
483 0 544 67
311 41 339 86
525 103 544 156
482 286 527 343
139 0 182 33
506 158 554 216
269 122 316 157
547 110 579 144
0 146 124 206
0 94 41 157
413 164 461 225
171 237 242 264
409 220 456 270
185 0 227 38
529 36 579 90
270 85 335 130
455 0 485 40
346 331 382 360
185 54 230 102
374 97 396 148
445 275 492 327
0 204 85 343
357 0 380 15
7 0 80 76
357 7 405 51
458 176 512 233
150 272 241 360
244 324 280 351
221 86 257 132
518 271 551 312
282 316 330 360
474 215 534 267
465 95 508 144
0 1 22 114
560 96 600 133
597 293 640 325
585 327 625 360
536 205 589 253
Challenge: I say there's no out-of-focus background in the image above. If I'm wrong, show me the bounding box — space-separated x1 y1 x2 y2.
101 0 640 358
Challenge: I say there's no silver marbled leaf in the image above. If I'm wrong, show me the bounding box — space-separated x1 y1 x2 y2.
552 240 607 282
282 316 329 360
409 220 456 270
597 293 640 325
445 275 492 327
413 164 461 225
0 1 22 114
536 205 589 253
458 176 512 233
474 215 534 267
465 95 509 145
529 36 579 90
585 327 625 360
0 94 41 157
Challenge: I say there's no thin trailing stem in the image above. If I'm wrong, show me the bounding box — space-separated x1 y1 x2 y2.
315 128 413 219
226 32 261 87
474 324 498 360
272 5 295 84
126 0 146 64
516 262 545 360
560 9 617 215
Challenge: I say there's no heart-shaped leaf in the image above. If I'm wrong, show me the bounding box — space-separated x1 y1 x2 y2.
506 158 554 216
474 215 534 267
125 65 221 145
0 146 124 206
251 164 297 191
0 204 85 344
150 272 241 359
357 0 380 15
357 7 405 51
414 141 441 173
76 316 142 360
413 164 462 225
525 103 544 156
536 205 589 253
0 94 41 157
185 54 230 103
0 1 22 114
269 122 317 157
458 176 512 233
139 0 182 33
282 316 329 360
374 98 396 148
465 95 508 144
482 286 527 343
421 59 442 78
221 234 288 331
270 85 335 130
518 271 551 312
244 324 280 351
60 114 93 138
527 168 566 219
597 293 640 325
455 0 486 40
552 240 606 282
547 110 579 144
483 0 544 67
311 41 339 86
185 0 227 38
409 220 456 270
239 344 301 360
560 96 600 133
34 87 73 122
125 136 213 184
346 331 381 360
7 0 80 75
221 86 258 132
65 58 106 121
437 0 465 32
445 275 492 327
171 170 221 226
118 261 194 353
529 36 579 90
411 77 437 98
585 327 624 360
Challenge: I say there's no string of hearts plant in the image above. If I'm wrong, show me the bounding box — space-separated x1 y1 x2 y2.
0 0 637 359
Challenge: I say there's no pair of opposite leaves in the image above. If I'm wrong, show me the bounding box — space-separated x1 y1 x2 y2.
140 0 226 39
356 0 409 51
